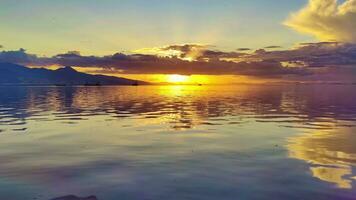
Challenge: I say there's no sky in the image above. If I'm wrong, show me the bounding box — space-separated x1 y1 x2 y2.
1 0 356 84
0 0 310 55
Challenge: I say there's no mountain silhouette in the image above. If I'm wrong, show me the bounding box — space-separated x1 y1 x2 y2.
0 63 148 85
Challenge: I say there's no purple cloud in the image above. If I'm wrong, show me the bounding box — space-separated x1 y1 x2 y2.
1 42 356 80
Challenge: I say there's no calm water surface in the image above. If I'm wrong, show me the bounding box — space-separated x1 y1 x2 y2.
0 85 355 200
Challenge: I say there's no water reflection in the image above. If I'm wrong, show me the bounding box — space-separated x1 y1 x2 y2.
288 126 356 189
0 85 355 199
0 85 356 131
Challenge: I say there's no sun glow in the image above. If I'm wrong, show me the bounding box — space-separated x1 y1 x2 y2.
167 74 190 83
72 68 257 85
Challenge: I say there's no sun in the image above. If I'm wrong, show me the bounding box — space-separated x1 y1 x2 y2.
167 74 190 84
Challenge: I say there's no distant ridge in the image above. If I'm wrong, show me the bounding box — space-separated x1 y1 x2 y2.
0 63 148 85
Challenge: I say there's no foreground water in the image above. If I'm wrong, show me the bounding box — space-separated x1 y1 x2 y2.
0 85 355 200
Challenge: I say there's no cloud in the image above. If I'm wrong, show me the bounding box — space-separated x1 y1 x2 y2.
0 48 42 64
161 44 210 61
264 46 282 49
1 42 356 80
134 44 215 61
0 48 306 77
285 0 356 42
57 51 81 57
135 44 247 62
248 42 356 67
236 48 252 51
51 52 302 76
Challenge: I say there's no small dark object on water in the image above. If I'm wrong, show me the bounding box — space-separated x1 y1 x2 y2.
132 81 139 86
84 82 101 86
50 195 97 200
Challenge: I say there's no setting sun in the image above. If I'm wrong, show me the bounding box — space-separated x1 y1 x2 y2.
167 74 190 83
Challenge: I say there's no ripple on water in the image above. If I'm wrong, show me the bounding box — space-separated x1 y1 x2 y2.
0 85 355 199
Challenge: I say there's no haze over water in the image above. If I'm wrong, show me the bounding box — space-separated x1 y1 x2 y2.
0 84 355 200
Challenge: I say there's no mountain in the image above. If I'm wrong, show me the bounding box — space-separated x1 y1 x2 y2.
0 63 148 85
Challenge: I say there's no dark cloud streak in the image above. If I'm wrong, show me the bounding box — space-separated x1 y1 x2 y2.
264 46 282 49
236 48 251 51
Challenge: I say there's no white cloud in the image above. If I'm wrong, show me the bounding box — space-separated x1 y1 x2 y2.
285 0 356 42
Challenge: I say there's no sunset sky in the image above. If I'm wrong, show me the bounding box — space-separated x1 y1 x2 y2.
0 0 309 55
1 0 356 83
